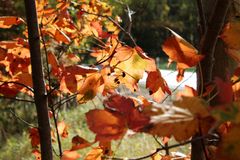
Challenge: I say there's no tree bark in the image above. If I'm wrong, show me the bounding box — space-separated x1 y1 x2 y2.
193 0 232 160
24 0 53 160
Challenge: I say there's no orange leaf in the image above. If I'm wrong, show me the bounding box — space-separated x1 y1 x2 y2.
0 16 24 28
54 28 71 44
86 109 127 141
162 29 203 81
146 70 171 102
48 52 60 76
77 73 104 103
177 85 197 98
71 135 93 151
84 147 103 160
61 150 81 160
29 128 40 147
57 121 68 138
216 125 240 160
221 20 240 49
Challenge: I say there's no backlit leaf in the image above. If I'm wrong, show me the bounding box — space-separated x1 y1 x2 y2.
216 125 240 160
144 97 210 141
71 135 92 151
162 29 203 81
0 16 24 28
84 147 103 160
61 150 81 160
221 20 240 49
146 70 171 102
86 109 127 141
57 121 68 138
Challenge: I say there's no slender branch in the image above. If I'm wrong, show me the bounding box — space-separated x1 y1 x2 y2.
199 0 231 84
0 95 34 103
196 0 206 34
108 135 207 160
161 70 196 103
0 81 34 93
51 106 63 157
9 108 36 128
79 9 137 47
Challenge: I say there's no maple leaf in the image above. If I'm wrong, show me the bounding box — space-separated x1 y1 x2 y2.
71 135 93 151
86 109 127 141
104 94 150 131
84 147 103 160
29 128 40 148
162 29 203 81
221 20 240 49
61 150 81 160
216 125 240 160
0 16 24 28
143 97 210 141
146 70 171 102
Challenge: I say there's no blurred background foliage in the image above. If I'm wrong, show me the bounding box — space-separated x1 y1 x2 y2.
0 0 197 159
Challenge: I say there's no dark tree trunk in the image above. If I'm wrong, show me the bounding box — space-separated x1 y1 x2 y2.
193 0 233 160
24 0 53 160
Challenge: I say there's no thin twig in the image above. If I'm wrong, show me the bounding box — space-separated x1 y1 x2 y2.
9 109 36 128
0 81 34 93
0 95 34 103
108 135 207 160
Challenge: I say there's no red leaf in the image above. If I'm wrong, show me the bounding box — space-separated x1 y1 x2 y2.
146 70 171 102
214 77 233 104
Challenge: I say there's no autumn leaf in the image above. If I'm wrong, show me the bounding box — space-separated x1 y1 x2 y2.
0 84 19 97
86 109 127 141
111 46 156 91
216 125 240 160
77 73 104 103
57 121 68 138
214 77 233 104
61 150 81 160
71 135 93 151
84 147 103 160
29 128 40 148
221 20 240 49
177 85 197 98
162 29 203 81
143 97 210 141
0 16 24 28
146 70 171 102
104 94 150 131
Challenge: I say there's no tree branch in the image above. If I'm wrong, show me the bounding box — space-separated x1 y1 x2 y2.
108 135 207 160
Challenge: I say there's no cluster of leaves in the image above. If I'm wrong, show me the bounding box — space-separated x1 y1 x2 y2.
1 0 240 160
